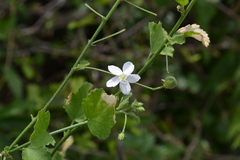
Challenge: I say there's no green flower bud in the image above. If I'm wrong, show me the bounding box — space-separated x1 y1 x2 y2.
162 76 177 89
118 132 125 140
136 107 145 112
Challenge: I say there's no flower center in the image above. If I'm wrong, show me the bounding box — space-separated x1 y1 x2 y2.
120 75 126 80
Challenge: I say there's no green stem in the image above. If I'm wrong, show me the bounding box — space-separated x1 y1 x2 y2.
50 121 87 157
124 0 157 16
8 121 88 153
50 121 88 135
85 66 113 75
137 0 196 75
43 0 123 111
85 3 105 19
122 114 127 133
92 29 126 45
51 128 77 157
8 117 36 150
135 83 164 90
7 0 123 153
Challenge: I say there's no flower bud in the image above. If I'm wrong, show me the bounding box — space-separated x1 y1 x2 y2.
118 132 125 140
162 76 177 89
136 107 145 112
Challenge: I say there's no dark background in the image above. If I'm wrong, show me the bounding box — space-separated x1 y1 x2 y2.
1 0 240 159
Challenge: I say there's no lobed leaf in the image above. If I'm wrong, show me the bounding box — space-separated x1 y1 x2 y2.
160 45 174 57
22 145 51 160
30 108 50 140
149 22 168 55
82 89 116 139
63 82 93 122
30 108 55 147
167 33 186 45
31 132 55 147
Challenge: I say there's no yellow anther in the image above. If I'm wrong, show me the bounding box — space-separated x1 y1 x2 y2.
120 75 126 80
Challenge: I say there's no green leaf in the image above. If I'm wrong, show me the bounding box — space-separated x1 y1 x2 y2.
117 94 132 111
21 62 35 79
0 17 15 40
126 112 140 124
29 109 55 147
175 0 189 7
168 33 186 45
31 109 50 137
63 82 93 122
160 45 174 57
82 89 115 139
3 66 23 98
74 60 90 71
183 31 201 37
31 131 55 147
22 145 51 160
149 22 168 55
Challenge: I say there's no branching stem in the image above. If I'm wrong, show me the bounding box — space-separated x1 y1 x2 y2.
137 0 196 75
7 0 123 154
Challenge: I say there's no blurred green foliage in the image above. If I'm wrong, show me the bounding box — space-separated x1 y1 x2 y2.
1 0 240 159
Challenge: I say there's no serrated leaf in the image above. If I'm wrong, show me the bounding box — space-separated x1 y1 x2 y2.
30 108 50 141
160 45 174 57
63 82 92 122
22 145 51 160
74 60 90 71
31 131 55 147
82 89 115 139
175 0 189 6
168 33 186 45
149 22 168 54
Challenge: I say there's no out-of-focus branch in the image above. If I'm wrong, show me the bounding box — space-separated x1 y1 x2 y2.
5 0 16 67
21 0 66 35
183 120 202 160
206 0 240 24
150 124 183 147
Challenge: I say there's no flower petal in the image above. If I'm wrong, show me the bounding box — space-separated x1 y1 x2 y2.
106 76 120 87
120 81 131 95
126 74 141 83
108 65 123 76
122 62 134 75
177 24 210 47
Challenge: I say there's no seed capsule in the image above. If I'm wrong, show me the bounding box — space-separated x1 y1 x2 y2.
162 76 177 89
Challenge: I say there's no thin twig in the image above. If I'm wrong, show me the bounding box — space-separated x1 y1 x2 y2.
183 120 202 160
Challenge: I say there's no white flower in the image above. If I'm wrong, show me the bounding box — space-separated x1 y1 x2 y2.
177 24 210 47
106 62 141 95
